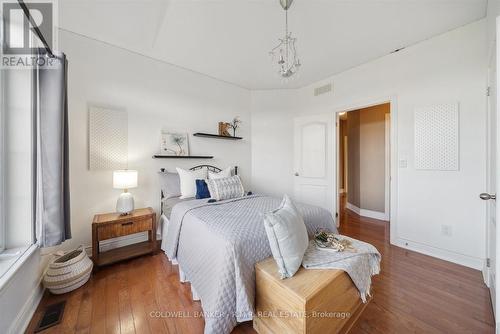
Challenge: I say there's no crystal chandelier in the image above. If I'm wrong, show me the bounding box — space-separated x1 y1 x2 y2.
270 0 301 79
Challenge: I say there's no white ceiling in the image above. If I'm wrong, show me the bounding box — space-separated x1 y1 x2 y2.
59 0 487 90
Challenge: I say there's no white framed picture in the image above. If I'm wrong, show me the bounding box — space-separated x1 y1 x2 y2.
160 132 189 156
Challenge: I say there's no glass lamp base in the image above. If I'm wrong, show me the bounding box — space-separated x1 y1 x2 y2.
116 192 134 214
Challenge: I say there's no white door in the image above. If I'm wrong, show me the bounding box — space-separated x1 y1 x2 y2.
484 50 497 317
482 20 499 324
293 114 335 215
495 19 500 325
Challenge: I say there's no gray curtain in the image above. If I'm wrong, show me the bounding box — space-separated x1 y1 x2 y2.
35 52 71 247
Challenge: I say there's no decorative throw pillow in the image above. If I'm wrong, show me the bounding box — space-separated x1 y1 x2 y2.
263 195 309 279
206 175 244 201
208 167 232 179
176 167 207 199
195 179 211 199
158 171 181 199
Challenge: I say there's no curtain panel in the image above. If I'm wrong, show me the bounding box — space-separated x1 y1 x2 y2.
34 52 71 247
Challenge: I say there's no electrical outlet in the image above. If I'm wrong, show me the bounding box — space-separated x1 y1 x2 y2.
441 225 452 237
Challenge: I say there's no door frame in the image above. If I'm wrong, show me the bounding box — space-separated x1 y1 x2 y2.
385 113 391 219
332 95 398 243
336 117 347 195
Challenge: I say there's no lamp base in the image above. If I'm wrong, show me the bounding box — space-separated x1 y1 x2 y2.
116 192 134 214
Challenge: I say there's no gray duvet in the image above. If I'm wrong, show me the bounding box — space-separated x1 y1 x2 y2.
162 195 336 334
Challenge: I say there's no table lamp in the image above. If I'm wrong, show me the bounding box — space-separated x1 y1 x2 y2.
113 170 138 214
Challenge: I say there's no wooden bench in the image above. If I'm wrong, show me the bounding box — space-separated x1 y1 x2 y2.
254 257 370 334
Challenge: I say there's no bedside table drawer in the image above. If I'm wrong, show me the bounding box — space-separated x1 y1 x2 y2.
98 218 153 241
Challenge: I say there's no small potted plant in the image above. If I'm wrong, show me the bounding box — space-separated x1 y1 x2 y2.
229 116 242 137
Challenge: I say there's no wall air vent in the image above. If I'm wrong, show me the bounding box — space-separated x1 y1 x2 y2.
314 83 333 97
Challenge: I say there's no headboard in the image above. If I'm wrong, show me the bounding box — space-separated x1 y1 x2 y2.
159 165 238 215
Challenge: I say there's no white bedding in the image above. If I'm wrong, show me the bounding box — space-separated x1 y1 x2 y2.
158 197 196 241
161 196 191 219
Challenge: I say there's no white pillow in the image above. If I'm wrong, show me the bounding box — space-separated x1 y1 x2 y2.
208 167 232 179
206 175 244 201
263 195 309 279
158 170 181 199
176 167 207 199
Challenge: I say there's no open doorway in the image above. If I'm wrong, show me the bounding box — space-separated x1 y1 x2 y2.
337 103 391 227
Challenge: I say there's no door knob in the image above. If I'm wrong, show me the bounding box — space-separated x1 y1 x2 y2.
294 172 299 176
480 193 496 200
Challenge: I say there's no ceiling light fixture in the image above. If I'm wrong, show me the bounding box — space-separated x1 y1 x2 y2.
270 0 300 80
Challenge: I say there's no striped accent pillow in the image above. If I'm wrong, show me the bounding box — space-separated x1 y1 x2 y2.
206 175 245 201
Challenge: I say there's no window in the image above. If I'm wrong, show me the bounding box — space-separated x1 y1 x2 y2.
0 28 35 281
0 1 68 284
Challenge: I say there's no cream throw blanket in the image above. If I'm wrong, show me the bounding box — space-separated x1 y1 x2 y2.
302 235 381 302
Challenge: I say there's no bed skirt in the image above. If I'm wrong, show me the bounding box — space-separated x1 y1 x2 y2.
161 233 201 302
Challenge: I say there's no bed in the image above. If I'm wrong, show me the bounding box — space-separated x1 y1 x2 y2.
159 165 337 334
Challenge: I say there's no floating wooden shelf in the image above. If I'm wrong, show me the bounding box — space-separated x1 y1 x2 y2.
153 155 214 159
193 133 243 140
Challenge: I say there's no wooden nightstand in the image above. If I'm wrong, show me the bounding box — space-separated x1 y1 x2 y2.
92 207 157 267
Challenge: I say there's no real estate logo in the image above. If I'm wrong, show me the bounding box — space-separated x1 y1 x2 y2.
1 0 58 68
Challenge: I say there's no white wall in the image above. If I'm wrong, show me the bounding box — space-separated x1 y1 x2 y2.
61 30 252 251
252 19 488 269
250 90 299 196
487 0 500 50
0 248 45 334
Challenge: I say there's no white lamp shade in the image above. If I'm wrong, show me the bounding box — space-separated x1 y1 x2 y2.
113 170 138 189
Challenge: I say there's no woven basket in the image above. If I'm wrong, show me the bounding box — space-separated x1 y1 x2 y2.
43 246 93 295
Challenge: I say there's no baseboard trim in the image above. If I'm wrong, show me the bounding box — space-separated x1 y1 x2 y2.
483 262 490 287
488 272 496 316
8 278 44 334
346 202 389 221
393 237 484 270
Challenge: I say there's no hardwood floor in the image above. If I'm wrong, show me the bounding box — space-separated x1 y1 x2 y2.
27 202 495 334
